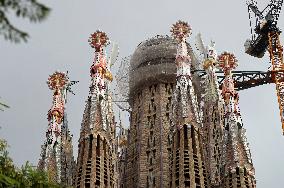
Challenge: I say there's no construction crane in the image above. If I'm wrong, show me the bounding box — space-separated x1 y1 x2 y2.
245 0 284 134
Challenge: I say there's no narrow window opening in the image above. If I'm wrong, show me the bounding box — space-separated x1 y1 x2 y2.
88 134 93 159
177 130 180 148
96 135 100 156
184 125 188 149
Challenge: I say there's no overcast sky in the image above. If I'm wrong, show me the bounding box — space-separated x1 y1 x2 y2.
0 0 283 187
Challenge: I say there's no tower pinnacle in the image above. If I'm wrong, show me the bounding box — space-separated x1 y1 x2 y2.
169 20 209 188
46 72 67 146
38 71 76 186
88 31 113 98
171 20 192 43
217 52 256 188
75 31 117 188
200 40 224 187
171 20 200 127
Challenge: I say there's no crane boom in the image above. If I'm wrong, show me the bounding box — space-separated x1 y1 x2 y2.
268 31 284 134
268 0 283 25
245 0 284 134
248 3 264 19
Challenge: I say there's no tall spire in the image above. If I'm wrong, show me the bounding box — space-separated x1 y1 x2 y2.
171 20 201 127
87 30 113 131
75 31 117 188
38 71 75 186
217 52 256 188
200 41 224 187
169 20 209 188
203 42 220 102
116 111 128 188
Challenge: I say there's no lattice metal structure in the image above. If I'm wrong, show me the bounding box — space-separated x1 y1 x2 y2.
245 0 283 58
38 71 76 186
268 31 284 134
194 70 284 91
245 0 284 134
114 56 131 112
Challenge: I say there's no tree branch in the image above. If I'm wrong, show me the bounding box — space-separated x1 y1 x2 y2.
0 10 28 42
2 0 50 22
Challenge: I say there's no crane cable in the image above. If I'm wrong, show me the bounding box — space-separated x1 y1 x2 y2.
247 0 258 41
248 5 254 40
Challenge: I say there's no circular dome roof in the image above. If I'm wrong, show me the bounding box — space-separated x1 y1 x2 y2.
129 35 178 95
130 35 177 70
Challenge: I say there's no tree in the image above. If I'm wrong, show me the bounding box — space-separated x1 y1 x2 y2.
0 139 60 188
0 0 50 43
0 97 9 111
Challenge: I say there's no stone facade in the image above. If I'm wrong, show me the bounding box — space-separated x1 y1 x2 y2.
119 34 256 188
124 36 177 188
202 93 224 188
38 72 75 187
59 113 76 186
117 118 128 188
125 83 174 188
218 52 256 188
39 28 257 188
74 32 117 188
169 22 209 188
170 125 209 188
201 53 224 187
74 95 116 188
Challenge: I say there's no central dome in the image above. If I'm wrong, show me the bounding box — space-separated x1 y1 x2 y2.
129 35 199 96
130 35 177 70
129 35 177 95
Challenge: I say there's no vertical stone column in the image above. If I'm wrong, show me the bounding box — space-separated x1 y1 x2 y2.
217 52 256 188
39 71 75 187
74 31 117 188
170 20 208 188
201 45 224 188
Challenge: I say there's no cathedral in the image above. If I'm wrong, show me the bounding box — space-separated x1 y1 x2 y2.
38 21 256 188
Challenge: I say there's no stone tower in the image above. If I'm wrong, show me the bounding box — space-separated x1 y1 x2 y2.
124 35 177 188
61 111 76 186
199 41 224 187
116 113 128 188
38 71 75 187
217 52 256 188
115 20 257 188
122 26 205 188
74 31 117 188
169 21 209 188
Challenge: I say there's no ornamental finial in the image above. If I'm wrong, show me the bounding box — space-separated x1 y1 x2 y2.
217 52 238 74
88 30 109 52
47 72 68 90
171 20 192 42
89 30 113 82
217 52 238 99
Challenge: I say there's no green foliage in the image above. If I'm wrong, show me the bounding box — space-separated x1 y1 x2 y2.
0 0 50 43
0 139 60 188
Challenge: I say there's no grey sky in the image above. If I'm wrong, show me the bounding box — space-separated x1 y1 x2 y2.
0 0 283 187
